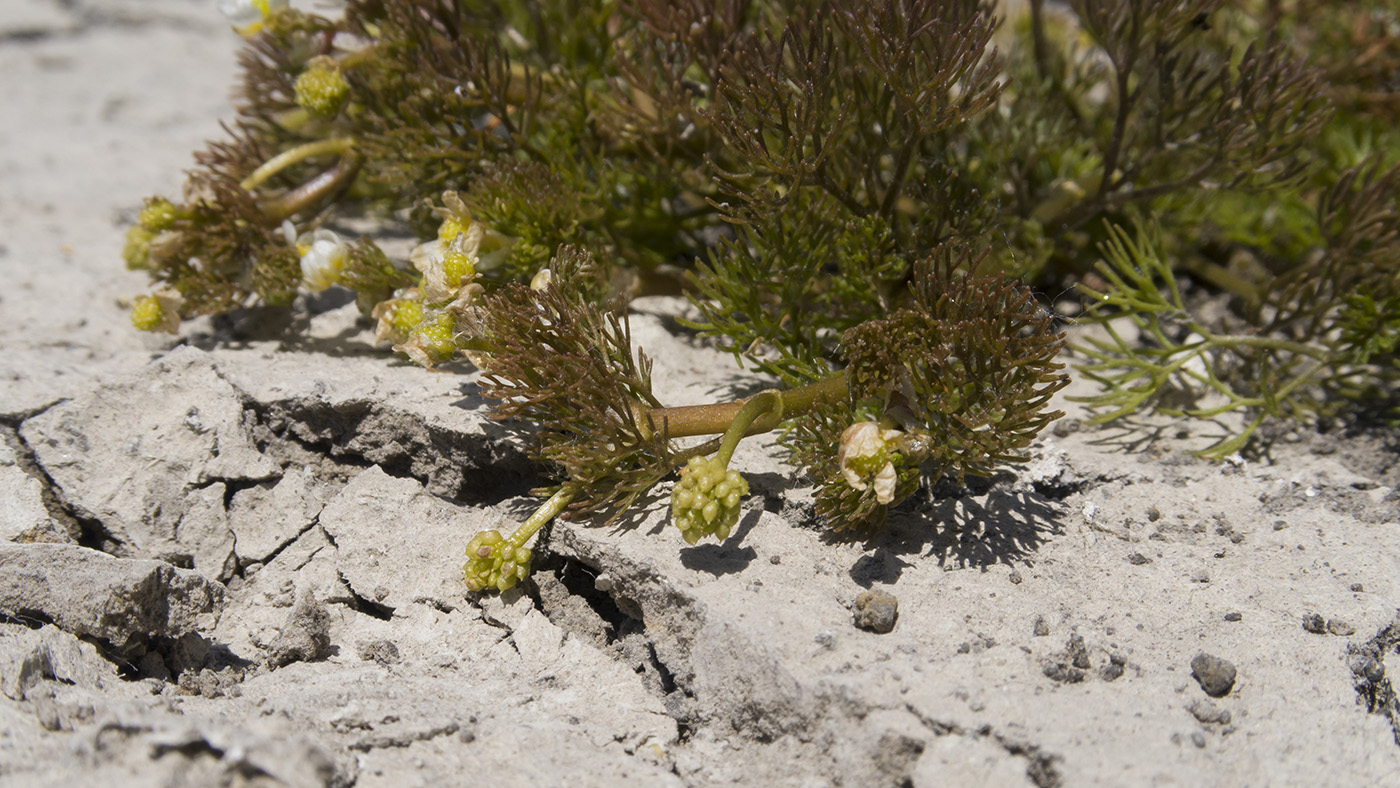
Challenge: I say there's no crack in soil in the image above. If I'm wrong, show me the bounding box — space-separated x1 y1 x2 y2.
3 418 111 548
1350 610 1400 749
246 397 536 503
903 703 1064 788
346 722 461 752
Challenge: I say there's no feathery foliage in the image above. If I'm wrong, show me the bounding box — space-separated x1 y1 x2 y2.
123 0 1400 588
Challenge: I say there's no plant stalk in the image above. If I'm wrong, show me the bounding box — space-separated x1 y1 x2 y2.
240 137 356 192
507 487 576 550
640 371 848 440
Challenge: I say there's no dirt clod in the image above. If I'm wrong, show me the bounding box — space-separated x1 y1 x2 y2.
1191 653 1237 698
1189 699 1231 725
852 590 898 634
1033 616 1050 637
267 588 332 668
357 639 401 666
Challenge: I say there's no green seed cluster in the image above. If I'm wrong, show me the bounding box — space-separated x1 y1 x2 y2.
670 456 748 545
377 297 425 342
440 248 476 292
412 312 458 362
463 529 532 592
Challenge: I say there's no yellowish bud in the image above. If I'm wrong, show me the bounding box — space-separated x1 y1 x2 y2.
129 290 184 334
138 198 178 232
294 56 350 119
123 225 157 270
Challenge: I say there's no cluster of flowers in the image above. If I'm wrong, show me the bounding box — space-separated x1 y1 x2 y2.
367 193 514 367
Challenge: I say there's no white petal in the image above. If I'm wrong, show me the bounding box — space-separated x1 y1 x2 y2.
873 463 897 504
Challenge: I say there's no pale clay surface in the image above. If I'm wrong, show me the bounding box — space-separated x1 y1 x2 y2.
2 2 1399 786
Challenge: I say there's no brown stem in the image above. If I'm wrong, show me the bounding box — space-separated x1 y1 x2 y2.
640 371 848 440
259 150 363 222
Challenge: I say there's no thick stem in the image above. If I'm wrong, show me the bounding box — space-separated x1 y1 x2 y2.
641 371 848 440
257 150 364 222
506 487 576 550
240 137 356 192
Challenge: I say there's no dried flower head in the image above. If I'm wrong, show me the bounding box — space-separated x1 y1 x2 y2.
837 421 904 505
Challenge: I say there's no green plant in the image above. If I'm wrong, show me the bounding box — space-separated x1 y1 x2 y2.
1074 161 1400 457
125 0 1398 590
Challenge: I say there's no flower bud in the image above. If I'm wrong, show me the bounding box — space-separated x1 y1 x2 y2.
129 289 184 334
393 312 458 368
138 197 179 232
371 291 426 345
671 455 749 544
294 56 350 120
463 529 532 592
412 229 482 304
123 225 157 270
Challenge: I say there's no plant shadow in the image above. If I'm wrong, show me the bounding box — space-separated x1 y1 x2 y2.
676 508 764 577
842 485 1067 588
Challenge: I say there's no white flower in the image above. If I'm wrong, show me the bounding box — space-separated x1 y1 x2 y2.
218 0 288 36
837 420 904 505
297 229 349 292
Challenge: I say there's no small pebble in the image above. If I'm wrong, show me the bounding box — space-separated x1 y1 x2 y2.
852 590 898 634
1190 653 1237 697
1068 634 1091 670
357 639 401 666
1008 569 1023 585
1188 699 1231 725
1273 520 1288 530
1191 732 1207 748
1327 619 1355 637
1146 506 1162 522
1127 552 1151 565
1101 653 1126 682
1032 616 1050 637
1302 613 1327 634
1223 612 1242 622
1353 655 1384 683
1043 662 1085 683
1350 583 1365 593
